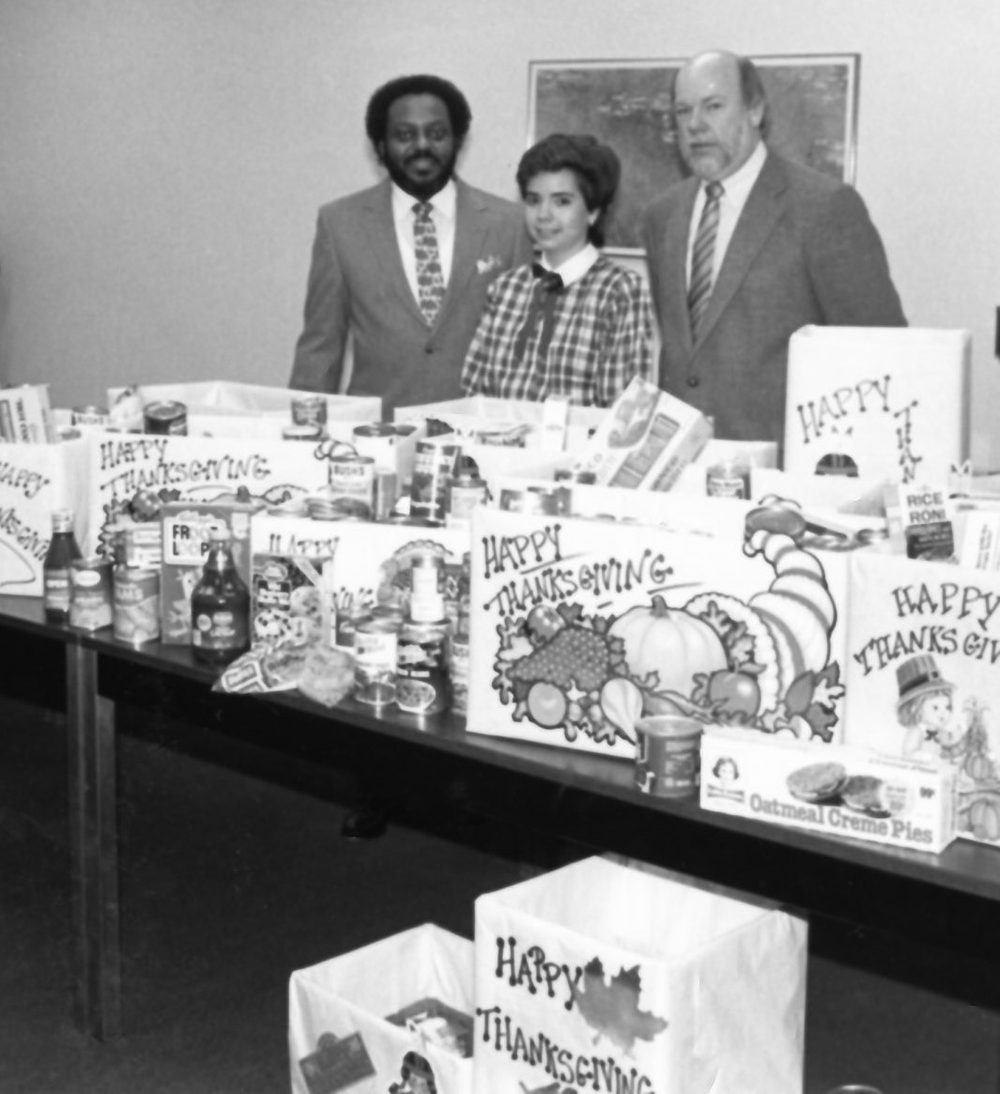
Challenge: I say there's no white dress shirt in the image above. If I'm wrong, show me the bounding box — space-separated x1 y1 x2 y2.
686 142 767 287
391 179 457 302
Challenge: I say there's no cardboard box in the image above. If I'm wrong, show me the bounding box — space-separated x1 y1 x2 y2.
784 326 971 484
467 507 853 759
701 726 957 854
159 500 260 644
569 377 711 490
0 384 57 444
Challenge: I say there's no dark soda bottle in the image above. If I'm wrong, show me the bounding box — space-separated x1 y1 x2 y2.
43 509 82 623
190 527 250 666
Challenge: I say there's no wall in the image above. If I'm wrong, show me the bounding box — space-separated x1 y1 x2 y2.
0 0 997 463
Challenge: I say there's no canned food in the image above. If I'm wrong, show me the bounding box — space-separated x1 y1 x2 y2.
499 487 559 516
71 405 110 427
353 422 399 471
706 458 751 499
291 394 328 427
353 617 399 706
373 470 398 521
282 423 324 442
143 400 188 435
335 598 371 650
328 453 375 519
69 558 114 630
396 617 450 715
112 568 161 645
447 472 488 525
410 440 461 522
635 715 704 798
448 631 469 716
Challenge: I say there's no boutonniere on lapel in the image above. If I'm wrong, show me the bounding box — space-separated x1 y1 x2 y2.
476 255 503 276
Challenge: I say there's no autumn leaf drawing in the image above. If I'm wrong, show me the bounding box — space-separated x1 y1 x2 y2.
570 958 667 1054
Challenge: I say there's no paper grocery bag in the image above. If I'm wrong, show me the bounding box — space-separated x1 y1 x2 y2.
474 856 806 1094
289 924 474 1094
783 325 970 483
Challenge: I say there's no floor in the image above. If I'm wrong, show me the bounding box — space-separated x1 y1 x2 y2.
1 696 999 1094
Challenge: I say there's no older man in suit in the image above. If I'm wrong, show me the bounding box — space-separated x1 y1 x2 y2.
642 50 906 445
290 74 531 417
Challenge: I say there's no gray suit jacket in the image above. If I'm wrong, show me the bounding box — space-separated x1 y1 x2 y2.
289 177 531 417
641 151 906 444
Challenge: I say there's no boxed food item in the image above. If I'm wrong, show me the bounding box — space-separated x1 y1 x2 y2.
0 433 89 597
701 726 957 854
0 384 57 444
784 326 971 484
843 548 1000 848
159 500 260 644
467 506 853 759
289 924 474 1094
474 855 806 1094
569 376 712 490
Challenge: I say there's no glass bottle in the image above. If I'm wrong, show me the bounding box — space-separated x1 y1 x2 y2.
43 509 82 623
190 527 250 666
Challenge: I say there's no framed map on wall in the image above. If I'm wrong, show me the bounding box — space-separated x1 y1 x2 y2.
527 55 859 255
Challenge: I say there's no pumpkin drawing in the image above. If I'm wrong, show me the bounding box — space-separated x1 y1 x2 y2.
609 596 726 697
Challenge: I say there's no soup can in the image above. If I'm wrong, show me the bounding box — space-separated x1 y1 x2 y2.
706 458 751 499
328 453 375 519
71 405 110 427
352 616 398 706
635 714 704 798
352 422 398 471
396 617 450 715
143 400 188 435
69 558 114 630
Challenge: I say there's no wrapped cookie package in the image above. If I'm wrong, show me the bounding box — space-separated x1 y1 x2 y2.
701 727 957 853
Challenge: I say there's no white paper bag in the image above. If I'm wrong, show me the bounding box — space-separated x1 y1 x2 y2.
0 436 89 596
474 855 806 1094
784 326 971 483
289 924 474 1094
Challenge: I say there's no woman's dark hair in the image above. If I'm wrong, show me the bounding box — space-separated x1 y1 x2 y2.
365 74 472 148
515 133 621 247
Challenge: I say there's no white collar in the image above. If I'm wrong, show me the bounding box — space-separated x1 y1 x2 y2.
537 243 600 287
708 141 766 203
391 178 457 221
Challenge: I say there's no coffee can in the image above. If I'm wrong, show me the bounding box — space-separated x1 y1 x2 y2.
143 400 188 435
353 616 399 706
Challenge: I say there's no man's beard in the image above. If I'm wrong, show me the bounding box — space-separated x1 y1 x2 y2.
383 149 458 200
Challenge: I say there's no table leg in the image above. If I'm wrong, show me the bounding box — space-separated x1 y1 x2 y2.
66 643 121 1041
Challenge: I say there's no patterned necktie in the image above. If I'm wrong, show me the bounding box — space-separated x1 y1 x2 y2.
512 263 565 365
413 201 446 325
687 180 724 340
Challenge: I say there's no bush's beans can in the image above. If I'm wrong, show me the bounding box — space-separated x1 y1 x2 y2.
395 617 450 715
143 400 188 435
292 394 327 427
328 453 375 520
69 558 114 630
71 406 109 427
112 568 161 645
353 616 399 706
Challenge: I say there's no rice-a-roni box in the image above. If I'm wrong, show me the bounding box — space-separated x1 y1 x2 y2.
570 377 712 490
783 325 971 484
843 549 1000 848
0 435 89 596
467 506 854 759
701 726 957 853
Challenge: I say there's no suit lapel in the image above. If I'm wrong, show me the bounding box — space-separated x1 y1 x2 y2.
435 178 486 329
362 180 426 325
693 153 787 351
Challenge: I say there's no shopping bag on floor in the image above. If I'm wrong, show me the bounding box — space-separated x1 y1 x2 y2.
289 924 474 1094
474 855 807 1094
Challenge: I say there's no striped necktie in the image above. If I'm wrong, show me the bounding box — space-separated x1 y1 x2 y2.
687 180 723 340
413 201 446 325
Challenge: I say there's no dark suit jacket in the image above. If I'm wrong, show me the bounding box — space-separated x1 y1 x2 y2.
641 151 906 444
289 177 531 417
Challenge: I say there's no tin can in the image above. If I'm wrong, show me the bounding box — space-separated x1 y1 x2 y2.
706 458 751 499
396 617 450 715
447 472 488 526
410 440 461 522
328 453 375 520
113 568 161 645
353 616 399 706
353 422 398 471
373 469 398 521
69 558 114 630
71 405 110 427
448 630 469 716
499 487 559 516
291 394 328 427
635 715 704 798
143 400 188 435
554 468 596 485
336 597 371 650
282 423 324 442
